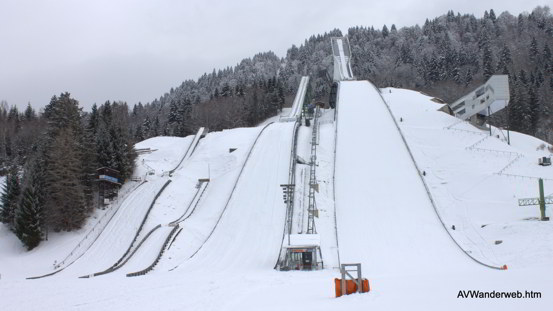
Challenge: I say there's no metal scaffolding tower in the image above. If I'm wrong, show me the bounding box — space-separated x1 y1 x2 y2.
307 106 320 234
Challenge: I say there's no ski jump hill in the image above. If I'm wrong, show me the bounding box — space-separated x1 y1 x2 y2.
1 41 553 310
335 80 482 276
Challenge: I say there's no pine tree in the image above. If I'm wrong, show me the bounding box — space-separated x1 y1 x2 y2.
382 25 389 38
528 86 539 135
168 100 179 124
143 116 152 138
45 129 86 231
134 124 145 141
153 116 160 137
42 93 90 232
221 83 231 97
543 44 552 73
489 9 496 22
0 170 21 230
88 104 99 134
483 44 494 79
464 68 473 87
452 66 462 84
497 45 512 74
15 184 42 250
529 37 539 64
24 103 35 121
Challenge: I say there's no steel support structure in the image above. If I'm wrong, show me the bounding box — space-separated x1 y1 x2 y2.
518 178 551 221
307 106 320 234
340 264 363 295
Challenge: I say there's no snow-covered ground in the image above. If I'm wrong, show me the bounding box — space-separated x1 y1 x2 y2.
1 82 553 310
383 87 553 269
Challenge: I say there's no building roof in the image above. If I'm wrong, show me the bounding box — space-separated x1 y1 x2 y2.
284 234 321 248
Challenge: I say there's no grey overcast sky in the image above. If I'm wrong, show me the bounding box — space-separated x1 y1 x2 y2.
0 0 548 111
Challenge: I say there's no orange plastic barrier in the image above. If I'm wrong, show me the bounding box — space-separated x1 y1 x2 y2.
334 278 370 297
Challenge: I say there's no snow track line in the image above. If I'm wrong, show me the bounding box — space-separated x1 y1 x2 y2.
168 127 205 176
331 83 342 268
83 179 172 278
26 181 149 280
274 120 300 269
101 224 163 274
125 181 210 277
372 83 504 270
167 228 183 250
126 225 180 277
171 122 275 270
170 181 210 225
288 77 309 118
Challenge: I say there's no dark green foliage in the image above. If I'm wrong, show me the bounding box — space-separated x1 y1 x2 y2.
0 170 21 230
94 101 136 180
15 184 42 250
42 93 90 232
45 129 86 231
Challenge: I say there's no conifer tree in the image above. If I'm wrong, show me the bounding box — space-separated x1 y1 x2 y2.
24 103 35 121
529 37 539 63
382 25 389 38
45 129 86 231
483 44 494 79
0 170 21 230
15 183 42 250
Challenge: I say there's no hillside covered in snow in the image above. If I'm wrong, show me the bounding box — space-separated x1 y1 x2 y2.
1 82 552 310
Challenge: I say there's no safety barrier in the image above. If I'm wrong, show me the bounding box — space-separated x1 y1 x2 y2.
466 136 492 150
495 173 553 182
497 154 524 175
126 225 180 277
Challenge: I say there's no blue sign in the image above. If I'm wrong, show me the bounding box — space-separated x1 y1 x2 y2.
99 175 119 183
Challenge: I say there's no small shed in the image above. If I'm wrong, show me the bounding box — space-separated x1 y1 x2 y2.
280 234 323 271
96 167 121 206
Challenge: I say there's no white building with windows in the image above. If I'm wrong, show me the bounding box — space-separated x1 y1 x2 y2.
449 75 510 120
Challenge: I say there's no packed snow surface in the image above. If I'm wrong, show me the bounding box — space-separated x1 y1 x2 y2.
1 82 552 310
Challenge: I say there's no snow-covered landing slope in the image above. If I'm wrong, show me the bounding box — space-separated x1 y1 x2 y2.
51 179 169 278
383 87 553 269
335 81 482 276
173 122 294 272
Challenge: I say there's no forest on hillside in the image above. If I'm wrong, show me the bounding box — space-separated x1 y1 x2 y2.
1 6 552 249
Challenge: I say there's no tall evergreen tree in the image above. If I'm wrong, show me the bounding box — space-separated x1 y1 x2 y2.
24 103 36 121
0 170 21 230
529 37 539 63
42 93 89 232
15 183 42 250
482 44 494 79
45 129 86 231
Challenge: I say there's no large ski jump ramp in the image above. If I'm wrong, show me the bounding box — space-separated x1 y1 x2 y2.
334 81 481 276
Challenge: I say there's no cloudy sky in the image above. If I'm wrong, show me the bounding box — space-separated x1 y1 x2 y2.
0 0 547 110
